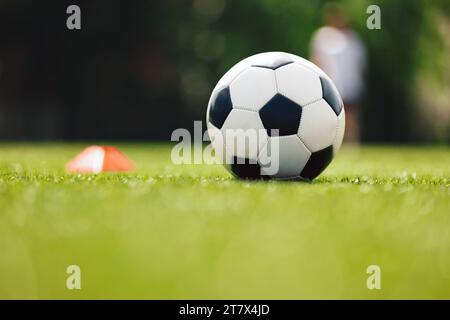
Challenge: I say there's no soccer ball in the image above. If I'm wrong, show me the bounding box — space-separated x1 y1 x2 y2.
206 52 345 180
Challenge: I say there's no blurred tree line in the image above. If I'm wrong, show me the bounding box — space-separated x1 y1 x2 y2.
0 0 448 142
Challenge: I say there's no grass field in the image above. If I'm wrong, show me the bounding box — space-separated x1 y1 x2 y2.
0 143 449 299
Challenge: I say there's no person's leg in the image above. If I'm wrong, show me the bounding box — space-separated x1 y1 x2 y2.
343 103 360 144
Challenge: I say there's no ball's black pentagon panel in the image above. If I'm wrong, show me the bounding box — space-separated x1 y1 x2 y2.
320 76 343 116
300 145 333 180
259 94 302 136
229 157 266 180
208 86 233 129
252 56 294 70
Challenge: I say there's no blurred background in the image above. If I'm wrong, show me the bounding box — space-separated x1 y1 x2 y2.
0 0 448 143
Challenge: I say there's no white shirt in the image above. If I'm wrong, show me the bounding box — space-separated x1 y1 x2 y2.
311 26 366 103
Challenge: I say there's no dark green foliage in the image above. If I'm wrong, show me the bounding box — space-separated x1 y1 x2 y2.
0 0 446 142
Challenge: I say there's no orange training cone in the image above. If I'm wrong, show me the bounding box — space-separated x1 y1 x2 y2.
66 146 134 173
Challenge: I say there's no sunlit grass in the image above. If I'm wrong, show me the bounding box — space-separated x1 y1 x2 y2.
0 144 449 299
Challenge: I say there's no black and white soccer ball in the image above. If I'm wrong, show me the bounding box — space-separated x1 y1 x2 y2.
206 52 345 180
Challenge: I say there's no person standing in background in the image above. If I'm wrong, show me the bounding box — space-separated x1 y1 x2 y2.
311 3 366 144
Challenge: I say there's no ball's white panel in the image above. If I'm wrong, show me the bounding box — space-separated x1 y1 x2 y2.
332 108 346 153
275 63 322 106
298 99 338 152
213 62 248 91
207 58 253 121
246 52 293 68
259 135 311 178
212 52 295 94
221 109 268 161
212 51 327 93
286 53 329 79
212 52 287 92
229 67 277 111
